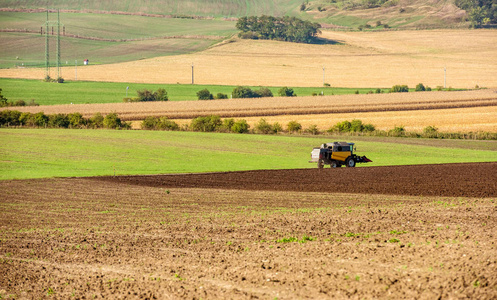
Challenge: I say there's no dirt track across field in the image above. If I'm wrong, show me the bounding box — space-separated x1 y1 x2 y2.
95 162 497 198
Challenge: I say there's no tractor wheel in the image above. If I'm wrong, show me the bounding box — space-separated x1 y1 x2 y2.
318 159 324 169
331 161 339 168
346 157 356 167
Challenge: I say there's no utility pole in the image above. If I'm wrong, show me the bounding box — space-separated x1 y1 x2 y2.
323 66 326 86
191 63 194 84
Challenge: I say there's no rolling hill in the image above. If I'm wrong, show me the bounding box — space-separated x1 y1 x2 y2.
0 0 472 69
0 0 468 28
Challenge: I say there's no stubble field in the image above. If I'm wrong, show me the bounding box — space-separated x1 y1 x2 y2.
1 29 496 88
1 163 496 299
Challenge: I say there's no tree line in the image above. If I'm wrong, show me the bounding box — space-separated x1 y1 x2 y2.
2 110 496 140
236 15 321 43
455 0 497 27
0 110 130 129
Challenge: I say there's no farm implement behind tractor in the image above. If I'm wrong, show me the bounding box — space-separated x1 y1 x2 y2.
309 142 372 168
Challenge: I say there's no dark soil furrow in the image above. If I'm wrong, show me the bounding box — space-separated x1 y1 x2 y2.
92 162 497 198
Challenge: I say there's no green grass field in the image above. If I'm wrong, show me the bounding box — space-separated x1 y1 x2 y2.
0 12 238 39
0 32 220 68
0 11 238 68
0 78 388 104
0 0 303 18
1 129 496 180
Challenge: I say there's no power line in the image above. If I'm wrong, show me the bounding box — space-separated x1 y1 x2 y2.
43 8 64 80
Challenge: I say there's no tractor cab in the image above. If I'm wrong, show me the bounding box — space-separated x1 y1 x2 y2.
322 142 353 162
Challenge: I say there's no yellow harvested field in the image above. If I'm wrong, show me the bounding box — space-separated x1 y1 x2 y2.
235 106 497 133
8 89 497 133
1 29 496 88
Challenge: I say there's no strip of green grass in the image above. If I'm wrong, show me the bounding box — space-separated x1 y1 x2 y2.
0 78 387 104
0 1 300 18
1 129 496 180
0 12 238 39
0 12 237 68
0 32 220 68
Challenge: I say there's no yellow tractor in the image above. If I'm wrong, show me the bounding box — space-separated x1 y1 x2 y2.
309 142 372 168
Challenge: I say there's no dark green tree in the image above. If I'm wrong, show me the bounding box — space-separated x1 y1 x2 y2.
197 88 214 100
287 120 302 133
390 85 409 93
215 93 228 99
278 87 296 97
231 119 250 133
254 87 273 97
455 0 497 26
0 110 21 126
190 115 222 132
232 86 259 98
103 113 122 129
32 112 49 127
236 15 321 44
49 114 70 128
415 83 426 92
89 113 104 128
254 118 274 134
154 88 168 101
0 88 8 107
68 113 85 128
136 88 168 101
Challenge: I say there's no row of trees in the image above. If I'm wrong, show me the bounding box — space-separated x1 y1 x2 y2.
120 84 444 103
236 15 321 43
141 115 305 134
141 116 373 136
142 116 497 140
197 86 296 100
2 110 496 139
0 110 130 129
455 0 497 27
196 89 228 100
123 88 168 102
389 83 439 93
141 115 251 133
190 116 250 133
330 119 375 133
121 87 297 102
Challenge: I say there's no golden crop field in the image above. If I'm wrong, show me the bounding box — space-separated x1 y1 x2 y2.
236 106 497 133
8 89 497 133
1 29 496 88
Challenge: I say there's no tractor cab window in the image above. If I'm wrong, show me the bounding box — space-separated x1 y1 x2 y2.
335 145 350 152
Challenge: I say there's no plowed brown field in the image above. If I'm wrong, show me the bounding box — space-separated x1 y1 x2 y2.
97 162 497 198
1 163 496 299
